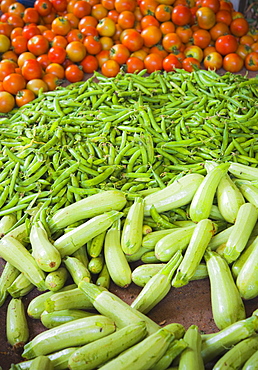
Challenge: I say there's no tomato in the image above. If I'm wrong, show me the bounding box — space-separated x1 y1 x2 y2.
37 53 51 69
130 48 148 61
45 62 65 78
80 25 99 37
219 1 233 12
52 35 68 48
0 23 13 38
73 1 92 18
42 11 57 25
139 0 158 16
176 25 193 44
201 0 220 13
113 24 123 41
196 7 216 30
17 52 36 68
22 8 40 24
108 9 120 23
51 0 68 12
0 91 15 113
48 45 67 64
203 45 216 57
141 26 162 48
120 29 143 52
203 51 223 69
42 73 61 90
27 35 49 56
239 35 254 46
1 0 15 14
96 49 110 67
215 9 232 25
11 35 28 54
150 44 168 58
7 14 24 28
26 78 48 95
236 44 251 60
223 52 244 72
144 53 163 73
109 43 130 64
160 21 176 35
79 16 98 30
52 17 72 36
140 15 160 29
245 51 258 71
97 17 116 36
115 0 137 13
182 56 201 71
169 48 185 61
91 4 108 20
172 5 192 26
8 2 25 17
230 18 249 38
22 25 41 41
102 0 115 10
0 60 16 81
42 29 56 43
117 11 136 30
251 42 258 53
209 22 229 41
1 50 18 63
0 34 11 53
2 72 26 94
80 54 99 73
101 59 120 76
99 36 114 50
34 0 53 16
64 13 80 29
215 34 238 55
184 45 204 61
193 29 211 48
162 32 182 53
15 88 36 106
155 4 172 22
162 54 182 71
134 6 143 22
10 26 23 40
21 59 43 80
125 56 144 73
66 0 77 13
66 41 87 62
66 29 83 43
84 35 102 54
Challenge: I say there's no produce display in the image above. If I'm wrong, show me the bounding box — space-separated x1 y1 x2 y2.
0 0 258 112
0 67 257 368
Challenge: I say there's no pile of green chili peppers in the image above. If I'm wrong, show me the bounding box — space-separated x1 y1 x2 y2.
0 68 257 225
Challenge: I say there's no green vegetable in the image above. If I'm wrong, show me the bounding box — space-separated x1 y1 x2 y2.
45 267 69 291
29 355 54 370
178 325 204 370
6 298 29 348
40 309 95 329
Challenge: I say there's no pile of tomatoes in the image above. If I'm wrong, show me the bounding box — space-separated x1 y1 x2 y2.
0 0 258 113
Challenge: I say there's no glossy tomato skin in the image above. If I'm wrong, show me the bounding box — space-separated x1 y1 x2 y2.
15 88 35 107
203 51 223 69
230 18 249 38
209 22 229 41
196 6 216 29
21 59 43 80
163 54 182 71
193 29 211 49
34 0 53 16
101 59 120 77
66 41 87 62
120 29 143 52
215 34 238 55
0 91 15 113
144 52 163 73
245 51 258 71
80 55 99 73
27 35 49 56
182 56 201 71
141 25 162 48
172 5 192 26
65 64 84 82
0 59 16 81
3 72 26 94
126 56 144 73
26 78 48 95
223 52 244 72
109 43 130 64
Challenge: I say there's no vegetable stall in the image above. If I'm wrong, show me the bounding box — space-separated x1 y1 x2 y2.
0 0 258 369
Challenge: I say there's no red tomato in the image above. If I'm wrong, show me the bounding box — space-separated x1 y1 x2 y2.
22 8 40 24
196 6 216 29
160 21 176 35
51 0 68 12
162 54 182 72
215 9 232 25
52 17 71 36
17 51 36 68
162 32 182 53
7 14 24 28
80 25 99 37
15 88 35 107
144 53 163 73
141 26 162 48
42 29 56 43
37 53 51 69
201 0 220 13
3 72 26 94
8 2 25 17
115 0 137 13
176 25 193 44
230 18 249 38
182 56 201 71
245 51 258 71
78 16 98 30
11 35 28 54
141 15 160 29
172 5 192 26
27 35 49 56
108 9 120 23
73 1 92 18
193 29 211 49
42 73 61 90
155 4 172 22
34 0 52 16
67 29 85 43
64 13 80 29
48 45 67 64
203 51 223 69
66 41 87 62
117 11 136 30
223 52 244 72
22 25 41 40
96 49 110 67
215 34 238 55
0 91 15 113
120 29 143 52
21 59 43 80
52 35 68 48
80 54 99 73
109 43 130 64
150 44 168 58
84 35 102 55
0 59 16 81
126 56 144 73
209 22 229 41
